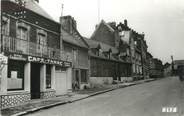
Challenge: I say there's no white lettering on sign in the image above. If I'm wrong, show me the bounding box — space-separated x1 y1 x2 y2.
162 107 177 113
27 56 70 67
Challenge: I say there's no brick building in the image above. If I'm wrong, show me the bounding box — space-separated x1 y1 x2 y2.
86 20 132 86
0 0 73 109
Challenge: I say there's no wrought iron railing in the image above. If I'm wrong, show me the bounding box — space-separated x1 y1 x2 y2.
1 35 72 62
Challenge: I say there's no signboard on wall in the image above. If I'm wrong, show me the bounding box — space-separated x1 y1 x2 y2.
27 56 72 67
6 53 72 67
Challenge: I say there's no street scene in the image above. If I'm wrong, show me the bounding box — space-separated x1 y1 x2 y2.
0 0 184 116
25 77 184 116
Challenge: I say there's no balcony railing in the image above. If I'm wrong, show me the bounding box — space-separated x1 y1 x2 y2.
1 35 72 62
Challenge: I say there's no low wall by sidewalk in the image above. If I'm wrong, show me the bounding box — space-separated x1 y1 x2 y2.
120 77 133 82
89 77 113 87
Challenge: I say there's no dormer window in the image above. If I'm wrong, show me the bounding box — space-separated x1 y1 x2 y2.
134 41 137 45
118 26 122 31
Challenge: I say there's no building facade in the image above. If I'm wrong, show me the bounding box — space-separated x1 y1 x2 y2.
60 16 89 90
117 21 147 80
87 20 132 86
0 0 73 109
149 58 164 78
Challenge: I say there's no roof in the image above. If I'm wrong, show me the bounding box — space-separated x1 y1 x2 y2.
83 38 131 64
22 0 54 20
90 20 115 39
62 28 88 49
174 60 184 65
84 38 118 53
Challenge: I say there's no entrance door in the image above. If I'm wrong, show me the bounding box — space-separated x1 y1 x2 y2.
31 63 40 99
55 71 67 96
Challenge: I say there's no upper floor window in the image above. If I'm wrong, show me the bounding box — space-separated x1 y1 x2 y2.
37 30 47 46
73 49 77 62
17 22 29 41
17 27 28 40
2 16 10 35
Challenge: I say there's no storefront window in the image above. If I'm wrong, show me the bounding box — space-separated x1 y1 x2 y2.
7 60 25 91
81 69 87 83
46 65 51 89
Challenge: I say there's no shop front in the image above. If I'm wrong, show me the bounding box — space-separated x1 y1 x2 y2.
0 53 72 109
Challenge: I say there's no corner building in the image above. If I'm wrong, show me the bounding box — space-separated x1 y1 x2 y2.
0 0 73 109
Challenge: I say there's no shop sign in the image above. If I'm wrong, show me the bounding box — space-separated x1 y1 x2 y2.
28 56 71 67
9 53 27 61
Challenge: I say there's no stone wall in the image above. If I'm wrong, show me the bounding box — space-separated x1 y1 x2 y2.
40 90 56 99
0 92 30 109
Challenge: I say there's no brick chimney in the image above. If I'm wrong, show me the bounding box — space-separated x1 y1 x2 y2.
60 15 77 34
124 19 128 27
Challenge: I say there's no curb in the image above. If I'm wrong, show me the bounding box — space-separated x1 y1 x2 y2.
11 79 156 116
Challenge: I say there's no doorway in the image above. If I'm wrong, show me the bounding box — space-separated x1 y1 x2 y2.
31 63 41 99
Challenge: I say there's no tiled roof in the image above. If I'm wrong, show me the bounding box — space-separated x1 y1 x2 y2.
91 20 115 39
24 0 54 20
84 38 118 53
62 28 88 49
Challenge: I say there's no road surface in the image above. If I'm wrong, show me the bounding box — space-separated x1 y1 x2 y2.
27 77 184 116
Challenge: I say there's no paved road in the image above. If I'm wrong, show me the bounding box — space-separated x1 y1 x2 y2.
27 77 184 116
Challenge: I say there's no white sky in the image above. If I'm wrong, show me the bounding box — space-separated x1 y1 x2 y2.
39 0 184 63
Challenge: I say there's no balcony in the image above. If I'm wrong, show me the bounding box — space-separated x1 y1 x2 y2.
1 35 72 62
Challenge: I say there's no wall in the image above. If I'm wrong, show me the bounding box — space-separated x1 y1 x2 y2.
90 57 116 78
89 77 113 87
63 42 88 69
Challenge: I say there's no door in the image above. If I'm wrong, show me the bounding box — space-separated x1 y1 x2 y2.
55 71 67 96
31 63 40 99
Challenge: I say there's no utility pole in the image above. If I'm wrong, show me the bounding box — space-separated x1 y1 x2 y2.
171 55 174 75
98 0 100 23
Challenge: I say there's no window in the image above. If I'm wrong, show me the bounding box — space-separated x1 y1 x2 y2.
7 60 25 91
46 65 51 89
37 30 47 55
16 23 29 53
37 34 47 46
17 26 29 40
81 69 88 83
73 49 77 62
2 16 10 35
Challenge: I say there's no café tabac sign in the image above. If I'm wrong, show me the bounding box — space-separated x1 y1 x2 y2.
7 53 71 67
28 56 71 67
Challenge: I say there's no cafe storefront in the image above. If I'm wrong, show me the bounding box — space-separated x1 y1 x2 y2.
0 53 72 109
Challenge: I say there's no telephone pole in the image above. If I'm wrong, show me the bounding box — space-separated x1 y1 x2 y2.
98 0 100 23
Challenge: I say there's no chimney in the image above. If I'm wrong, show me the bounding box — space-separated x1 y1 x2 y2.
60 16 77 34
124 19 128 27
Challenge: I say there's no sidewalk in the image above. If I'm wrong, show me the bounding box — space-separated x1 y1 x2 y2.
1 78 155 116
